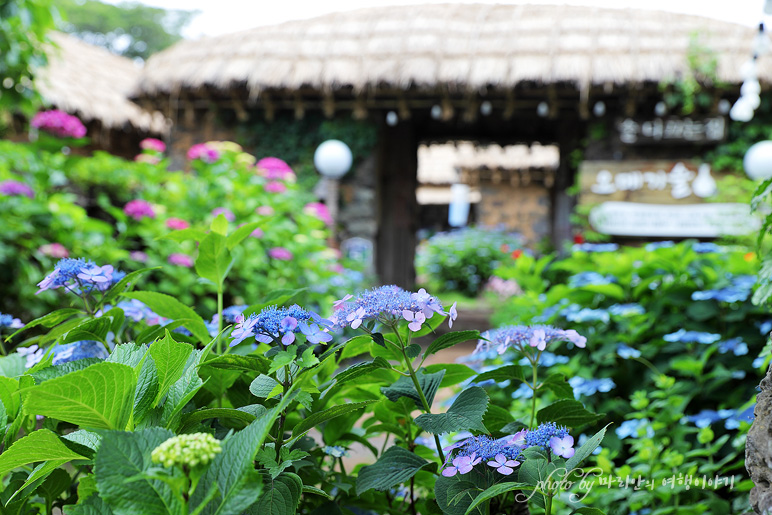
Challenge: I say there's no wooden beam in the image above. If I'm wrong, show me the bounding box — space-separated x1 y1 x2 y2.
503 89 516 120
323 92 335 118
375 120 418 288
294 92 305 120
262 92 275 122
550 121 585 251
352 94 368 120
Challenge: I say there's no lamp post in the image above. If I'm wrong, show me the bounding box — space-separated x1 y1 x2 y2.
744 141 772 181
314 139 353 244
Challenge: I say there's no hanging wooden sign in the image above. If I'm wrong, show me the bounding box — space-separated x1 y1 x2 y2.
615 116 726 145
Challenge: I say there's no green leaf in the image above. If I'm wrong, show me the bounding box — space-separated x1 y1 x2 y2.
291 400 376 438
571 508 607 515
76 473 99 502
30 358 102 384
435 474 486 515
565 424 609 470
415 387 489 434
0 354 25 378
482 404 515 433
537 399 604 429
21 362 137 430
245 289 306 314
201 354 269 374
465 482 533 514
159 227 208 244
108 342 148 370
149 331 193 407
122 291 210 343
196 231 233 289
189 400 290 515
249 375 281 399
34 467 70 507
60 318 112 345
473 365 526 384
301 485 333 502
579 283 625 300
424 330 480 359
133 355 159 425
7 308 81 339
226 221 265 250
161 350 205 430
64 493 115 515
355 446 431 495
95 428 182 515
405 343 422 359
180 408 256 433
381 369 445 409
424 363 476 387
0 429 86 478
61 429 102 460
103 267 158 305
542 374 574 399
253 472 302 515
334 357 392 385
0 376 19 418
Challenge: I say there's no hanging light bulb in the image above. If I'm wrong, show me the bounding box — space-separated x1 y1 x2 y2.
744 141 772 180
742 79 762 96
654 101 667 117
718 99 731 114
479 101 493 116
537 101 549 117
592 101 606 117
740 59 758 81
386 111 399 126
754 24 772 55
430 105 442 120
766 0 772 15
730 97 755 122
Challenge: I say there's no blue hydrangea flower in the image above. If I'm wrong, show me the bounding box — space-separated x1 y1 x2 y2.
717 338 748 356
691 275 756 303
663 329 721 344
525 422 571 452
608 303 645 317
441 433 525 477
754 356 768 368
572 243 619 253
0 313 23 330
645 241 675 251
323 445 348 458
560 304 610 324
17 340 109 368
683 409 729 428
724 404 755 429
616 418 654 439
330 286 446 332
568 272 616 288
476 325 586 355
229 305 331 347
569 376 616 398
617 344 641 359
760 320 772 335
692 242 721 253
511 382 534 399
37 258 117 295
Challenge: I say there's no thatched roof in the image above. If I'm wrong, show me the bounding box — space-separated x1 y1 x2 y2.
135 3 766 99
35 32 168 134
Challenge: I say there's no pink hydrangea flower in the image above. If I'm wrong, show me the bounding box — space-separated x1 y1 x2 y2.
166 218 190 230
130 251 148 263
256 206 274 216
134 153 160 164
268 247 293 261
250 228 264 238
211 207 235 221
0 180 34 198
304 202 333 225
124 199 156 220
265 181 287 194
187 143 220 163
30 110 87 138
38 243 69 258
256 157 295 180
140 138 166 153
168 253 194 267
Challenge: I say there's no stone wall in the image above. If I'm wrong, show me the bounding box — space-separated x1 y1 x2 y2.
476 183 551 244
747 365 772 514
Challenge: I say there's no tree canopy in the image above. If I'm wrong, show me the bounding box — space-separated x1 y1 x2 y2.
57 0 198 61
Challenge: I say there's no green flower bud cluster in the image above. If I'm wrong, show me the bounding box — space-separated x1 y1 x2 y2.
151 433 222 469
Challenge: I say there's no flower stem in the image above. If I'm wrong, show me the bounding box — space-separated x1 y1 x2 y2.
529 357 539 428
275 366 290 462
216 289 224 355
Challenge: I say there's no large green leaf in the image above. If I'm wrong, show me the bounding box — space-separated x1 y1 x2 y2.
122 291 210 343
415 387 489 434
180 408 256 433
149 331 193 407
133 355 159 425
380 369 445 409
30 359 103 384
226 221 265 250
103 267 158 304
465 482 533 515
0 376 19 418
196 231 233 289
424 330 480 359
201 354 270 374
423 363 477 387
22 362 136 430
161 350 205 430
541 374 574 399
434 474 487 515
95 428 182 515
536 399 604 429
473 365 526 384
249 375 281 399
0 354 25 379
333 357 392 385
253 472 302 515
291 400 376 439
189 401 290 515
0 429 85 478
107 342 148 370
565 425 609 470
355 446 431 495
7 308 81 339
63 494 116 515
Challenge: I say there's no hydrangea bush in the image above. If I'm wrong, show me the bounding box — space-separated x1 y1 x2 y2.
488 240 763 512
0 223 606 514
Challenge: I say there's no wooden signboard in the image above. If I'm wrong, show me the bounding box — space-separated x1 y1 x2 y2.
579 160 719 206
616 116 726 145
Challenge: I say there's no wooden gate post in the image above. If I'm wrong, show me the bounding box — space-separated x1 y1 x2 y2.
375 119 419 288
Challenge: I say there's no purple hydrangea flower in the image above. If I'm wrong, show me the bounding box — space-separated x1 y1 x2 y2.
168 253 194 267
37 258 114 295
30 109 87 138
0 180 34 198
441 453 481 477
211 207 235 221
476 325 586 355
525 422 571 453
487 454 520 475
268 247 293 261
140 138 166 153
124 199 156 220
331 285 447 332
187 143 220 163
0 313 23 330
549 435 575 459
229 305 330 347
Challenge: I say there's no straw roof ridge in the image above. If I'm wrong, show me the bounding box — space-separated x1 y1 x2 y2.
134 3 766 99
35 32 168 134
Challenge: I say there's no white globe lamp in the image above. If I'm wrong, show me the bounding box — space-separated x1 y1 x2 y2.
744 141 772 180
314 140 352 179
